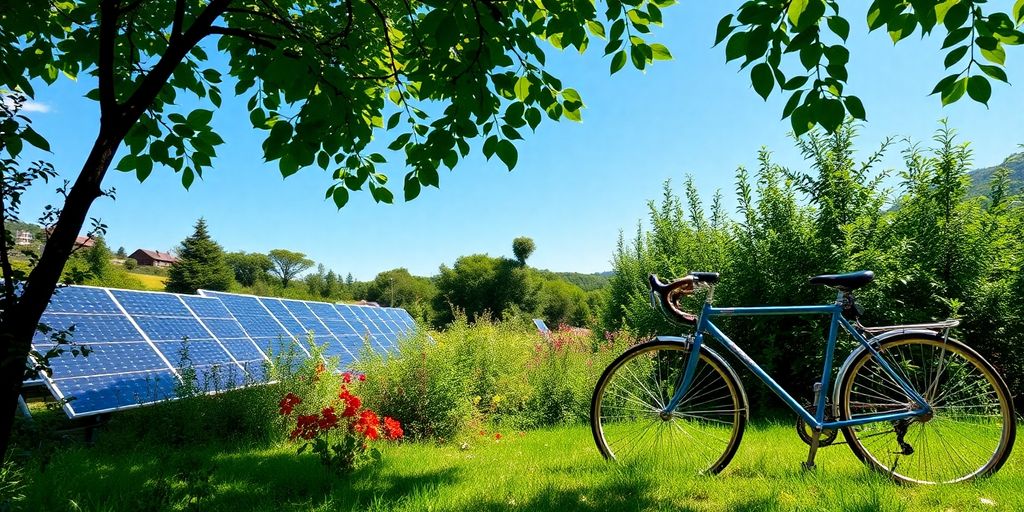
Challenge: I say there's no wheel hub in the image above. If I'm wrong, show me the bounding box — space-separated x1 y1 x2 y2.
659 410 672 421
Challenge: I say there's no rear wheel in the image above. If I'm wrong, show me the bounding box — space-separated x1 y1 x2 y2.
590 339 747 475
838 334 1016 484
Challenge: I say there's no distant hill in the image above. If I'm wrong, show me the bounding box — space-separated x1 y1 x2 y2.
969 152 1024 198
541 271 613 291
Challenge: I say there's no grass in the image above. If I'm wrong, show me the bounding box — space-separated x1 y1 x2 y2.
19 422 1023 511
126 272 167 290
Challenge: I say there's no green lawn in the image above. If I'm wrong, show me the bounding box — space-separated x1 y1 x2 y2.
127 272 168 291
21 422 1023 511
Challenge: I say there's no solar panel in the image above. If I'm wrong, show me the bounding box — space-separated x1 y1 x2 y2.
30 286 426 419
180 294 271 384
533 318 551 334
280 299 355 368
33 286 179 417
110 290 255 392
304 301 366 362
335 304 391 352
199 290 311 363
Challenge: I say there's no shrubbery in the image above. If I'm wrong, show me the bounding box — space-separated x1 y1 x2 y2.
356 314 630 441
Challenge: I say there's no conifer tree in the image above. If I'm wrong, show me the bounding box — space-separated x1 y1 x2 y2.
165 219 234 294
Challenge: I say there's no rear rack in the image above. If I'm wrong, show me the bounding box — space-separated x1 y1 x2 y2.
857 319 960 335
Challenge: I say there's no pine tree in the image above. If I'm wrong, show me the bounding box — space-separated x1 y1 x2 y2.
165 219 234 294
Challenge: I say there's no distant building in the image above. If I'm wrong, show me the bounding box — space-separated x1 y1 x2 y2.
14 230 33 246
129 249 178 267
74 236 95 248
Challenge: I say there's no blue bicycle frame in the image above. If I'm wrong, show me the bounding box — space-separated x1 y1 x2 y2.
663 290 932 431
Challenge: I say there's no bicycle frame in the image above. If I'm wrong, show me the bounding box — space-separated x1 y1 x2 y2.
663 290 932 431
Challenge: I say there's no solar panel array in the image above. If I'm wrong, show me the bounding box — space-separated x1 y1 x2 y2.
31 286 419 418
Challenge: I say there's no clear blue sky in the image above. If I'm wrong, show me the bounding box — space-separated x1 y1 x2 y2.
16 4 1023 280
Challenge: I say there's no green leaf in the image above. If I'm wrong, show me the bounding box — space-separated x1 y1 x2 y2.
966 75 992 105
514 76 531 101
135 156 154 182
419 166 440 187
586 20 606 38
404 173 421 201
818 98 845 133
980 46 1006 65
714 15 735 46
788 0 810 26
116 155 137 172
978 64 1008 82
187 109 213 127
495 140 518 171
21 126 50 152
942 27 972 49
630 45 646 70
943 2 969 30
333 187 350 208
650 44 672 60
791 105 813 136
935 0 959 23
782 90 803 119
525 108 542 130
610 50 627 74
844 95 866 121
930 73 959 95
944 46 969 68
182 167 195 189
941 77 968 105
370 185 393 204
783 75 809 90
725 32 748 62
750 63 774 100
562 88 582 103
827 16 850 41
1016 0 1024 23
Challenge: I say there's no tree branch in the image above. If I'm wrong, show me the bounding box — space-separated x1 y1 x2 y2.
208 25 281 48
98 0 119 117
170 0 186 44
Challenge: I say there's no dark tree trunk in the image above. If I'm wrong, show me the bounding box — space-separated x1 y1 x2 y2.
0 0 231 464
0 126 122 463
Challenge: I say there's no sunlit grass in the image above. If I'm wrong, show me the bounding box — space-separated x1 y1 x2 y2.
22 422 1022 511
126 272 167 290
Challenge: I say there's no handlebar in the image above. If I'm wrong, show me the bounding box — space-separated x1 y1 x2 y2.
648 273 709 326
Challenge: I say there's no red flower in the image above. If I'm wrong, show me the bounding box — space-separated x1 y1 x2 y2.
338 387 362 417
494 432 502 441
354 410 380 440
479 430 486 436
383 416 403 440
342 372 353 384
290 413 320 440
318 407 339 430
278 392 302 416
358 374 366 382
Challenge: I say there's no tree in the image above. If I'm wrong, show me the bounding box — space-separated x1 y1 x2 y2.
83 236 112 279
268 249 313 287
512 237 535 266
0 0 677 462
115 246 127 258
716 1 1024 135
345 273 355 286
365 268 437 308
165 218 233 293
225 251 272 287
433 254 538 326
323 270 339 299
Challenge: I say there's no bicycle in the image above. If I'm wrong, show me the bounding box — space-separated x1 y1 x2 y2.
589 270 1016 484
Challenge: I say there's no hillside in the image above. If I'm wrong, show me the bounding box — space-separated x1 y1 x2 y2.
969 152 1024 197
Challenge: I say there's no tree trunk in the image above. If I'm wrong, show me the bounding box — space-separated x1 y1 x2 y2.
0 126 123 464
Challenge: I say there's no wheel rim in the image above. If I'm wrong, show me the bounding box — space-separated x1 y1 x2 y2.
593 344 745 474
842 338 1013 484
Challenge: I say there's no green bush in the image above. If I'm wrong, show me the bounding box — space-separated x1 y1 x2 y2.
355 315 632 440
123 257 138 270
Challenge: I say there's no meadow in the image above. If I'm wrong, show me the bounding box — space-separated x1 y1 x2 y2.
19 422 1022 511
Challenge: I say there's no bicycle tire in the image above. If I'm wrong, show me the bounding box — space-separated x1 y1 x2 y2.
590 339 748 475
837 333 1016 484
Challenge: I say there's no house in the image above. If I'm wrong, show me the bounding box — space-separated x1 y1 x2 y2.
73 236 95 248
129 249 178 267
14 230 33 246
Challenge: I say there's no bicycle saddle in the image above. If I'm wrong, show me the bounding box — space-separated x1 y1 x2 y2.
808 270 874 291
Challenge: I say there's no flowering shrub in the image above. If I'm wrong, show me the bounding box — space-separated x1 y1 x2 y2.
279 372 402 474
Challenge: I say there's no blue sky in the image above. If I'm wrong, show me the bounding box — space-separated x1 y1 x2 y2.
15 4 1024 280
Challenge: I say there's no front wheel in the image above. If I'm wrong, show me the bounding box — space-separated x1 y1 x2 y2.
838 334 1016 484
590 339 748 475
